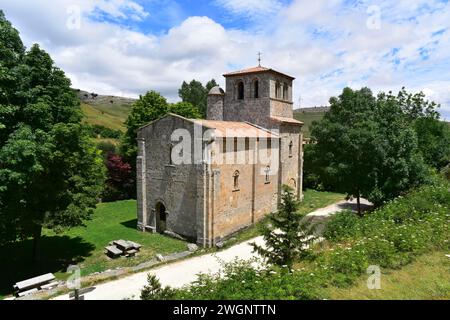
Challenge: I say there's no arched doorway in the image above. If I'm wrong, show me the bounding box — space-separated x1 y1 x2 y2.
155 202 167 233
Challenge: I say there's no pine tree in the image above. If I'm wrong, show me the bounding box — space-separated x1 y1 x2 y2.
251 185 316 271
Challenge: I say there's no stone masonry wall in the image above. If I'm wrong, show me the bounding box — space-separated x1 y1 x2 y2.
137 116 203 240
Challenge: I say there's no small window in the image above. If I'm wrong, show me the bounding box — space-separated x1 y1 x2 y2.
283 83 288 100
264 166 271 184
237 81 244 100
275 82 281 99
222 139 226 153
289 141 293 157
233 170 240 190
254 80 259 98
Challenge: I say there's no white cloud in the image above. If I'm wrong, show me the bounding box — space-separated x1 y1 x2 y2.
215 0 283 18
0 0 449 118
93 0 149 21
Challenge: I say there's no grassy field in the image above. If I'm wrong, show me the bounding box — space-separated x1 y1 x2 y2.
327 250 450 299
81 102 129 132
293 111 325 138
0 200 186 297
225 189 345 246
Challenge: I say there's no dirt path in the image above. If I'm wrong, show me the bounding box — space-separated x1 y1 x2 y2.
53 198 371 300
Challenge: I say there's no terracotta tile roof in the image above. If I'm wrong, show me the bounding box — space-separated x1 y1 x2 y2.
223 66 295 80
271 116 303 125
192 119 278 138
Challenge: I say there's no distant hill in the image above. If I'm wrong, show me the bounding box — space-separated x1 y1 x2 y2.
74 89 136 132
294 107 329 138
295 106 330 113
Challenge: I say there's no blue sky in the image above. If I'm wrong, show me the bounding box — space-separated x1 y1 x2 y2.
1 0 449 119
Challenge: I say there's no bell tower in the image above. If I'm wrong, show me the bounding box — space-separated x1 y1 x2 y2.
219 66 295 128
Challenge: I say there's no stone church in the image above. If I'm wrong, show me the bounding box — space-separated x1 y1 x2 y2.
136 65 304 246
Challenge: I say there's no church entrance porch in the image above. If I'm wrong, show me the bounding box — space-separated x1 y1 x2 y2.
155 202 167 234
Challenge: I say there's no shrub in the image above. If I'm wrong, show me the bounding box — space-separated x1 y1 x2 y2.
356 237 400 268
86 124 122 139
442 164 450 181
141 275 177 300
96 140 117 155
141 181 450 300
324 182 450 271
318 247 369 287
323 210 361 241
102 152 134 201
144 259 327 300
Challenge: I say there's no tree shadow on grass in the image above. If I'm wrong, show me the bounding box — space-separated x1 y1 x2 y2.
337 202 373 213
0 235 95 297
120 218 137 230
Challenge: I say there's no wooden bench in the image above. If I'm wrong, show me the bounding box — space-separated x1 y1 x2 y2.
105 240 142 259
13 273 56 297
127 241 142 250
113 239 134 251
125 249 138 257
105 245 123 258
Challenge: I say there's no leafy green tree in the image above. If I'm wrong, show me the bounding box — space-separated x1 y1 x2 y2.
0 12 105 259
414 114 450 170
251 186 315 271
206 79 218 92
370 90 428 205
309 87 428 213
178 79 217 117
120 91 169 185
387 88 449 169
168 101 202 119
309 88 380 214
121 92 205 198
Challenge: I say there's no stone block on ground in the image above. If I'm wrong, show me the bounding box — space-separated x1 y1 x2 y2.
187 243 198 252
215 241 225 249
155 254 165 262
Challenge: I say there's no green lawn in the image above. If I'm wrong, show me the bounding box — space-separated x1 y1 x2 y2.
225 189 344 246
0 200 186 297
326 250 450 300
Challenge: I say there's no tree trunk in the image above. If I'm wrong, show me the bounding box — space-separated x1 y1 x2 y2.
32 225 42 262
357 193 362 217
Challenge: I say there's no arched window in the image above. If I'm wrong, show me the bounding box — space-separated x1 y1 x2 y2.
233 170 240 190
264 166 271 184
254 80 259 98
237 81 244 100
283 83 288 100
169 143 173 164
289 141 293 157
275 82 281 99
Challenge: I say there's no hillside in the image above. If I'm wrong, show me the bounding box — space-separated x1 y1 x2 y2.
294 108 327 138
75 89 135 132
